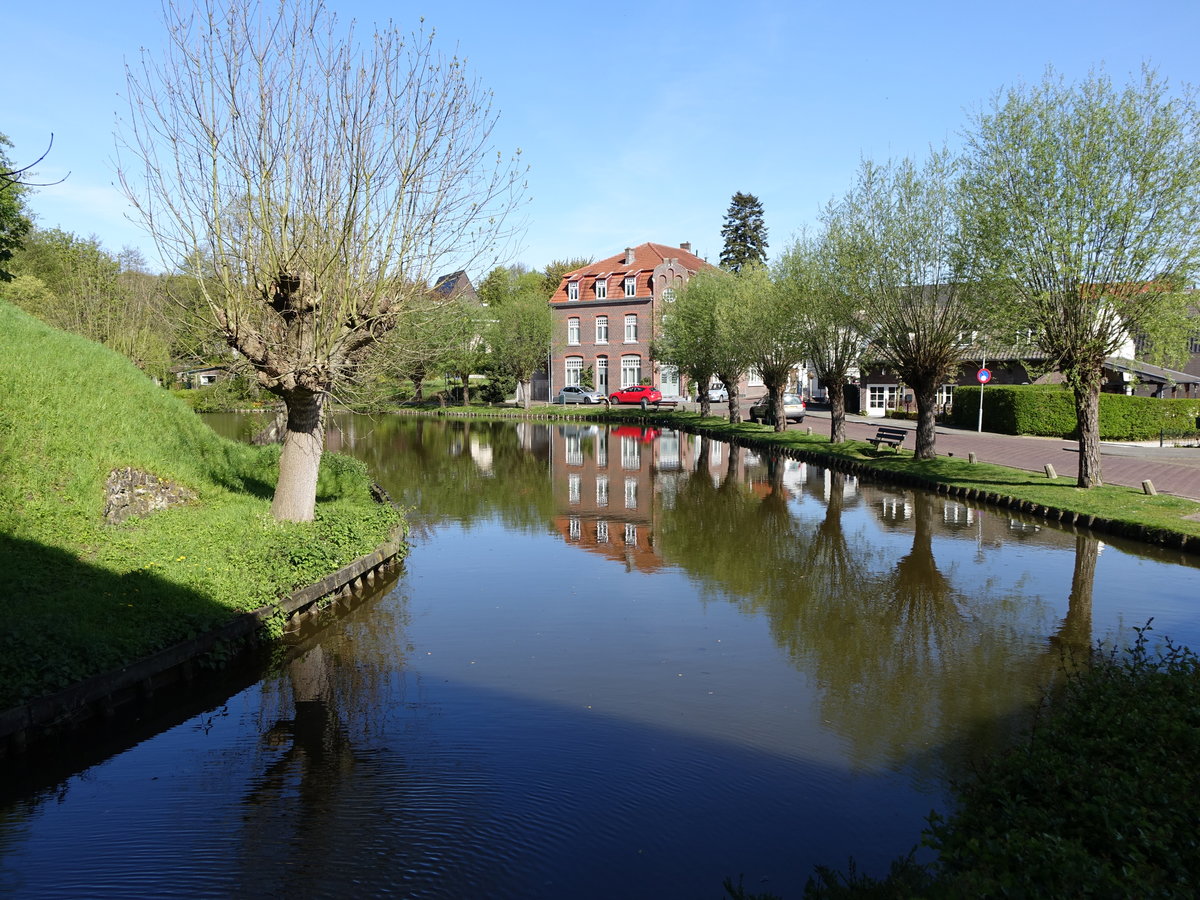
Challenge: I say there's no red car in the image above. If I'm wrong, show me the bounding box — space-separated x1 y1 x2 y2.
608 385 662 406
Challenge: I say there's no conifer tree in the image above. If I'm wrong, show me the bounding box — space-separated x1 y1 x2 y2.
719 192 768 273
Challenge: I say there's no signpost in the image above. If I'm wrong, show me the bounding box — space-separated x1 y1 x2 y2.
976 362 991 432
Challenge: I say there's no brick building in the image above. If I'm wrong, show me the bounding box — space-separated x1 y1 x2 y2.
548 242 714 400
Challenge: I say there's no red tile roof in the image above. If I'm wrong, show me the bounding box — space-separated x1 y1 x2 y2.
550 242 713 304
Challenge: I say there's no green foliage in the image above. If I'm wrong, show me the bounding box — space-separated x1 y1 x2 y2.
171 375 265 412
0 133 33 281
0 302 402 709
719 191 769 272
927 625 1200 897
541 257 593 298
950 384 1200 440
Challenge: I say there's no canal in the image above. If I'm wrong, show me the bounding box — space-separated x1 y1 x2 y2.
2 414 1198 898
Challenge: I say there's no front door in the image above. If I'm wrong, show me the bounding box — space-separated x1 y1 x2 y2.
659 365 680 398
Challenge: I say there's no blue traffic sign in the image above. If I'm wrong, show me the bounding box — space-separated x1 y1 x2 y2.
977 368 992 384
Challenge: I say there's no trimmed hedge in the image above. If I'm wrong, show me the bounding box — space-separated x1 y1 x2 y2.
949 385 1200 440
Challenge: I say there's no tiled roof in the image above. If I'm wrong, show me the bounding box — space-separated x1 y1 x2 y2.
549 242 713 303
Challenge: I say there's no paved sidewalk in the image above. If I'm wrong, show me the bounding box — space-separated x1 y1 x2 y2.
800 409 1200 502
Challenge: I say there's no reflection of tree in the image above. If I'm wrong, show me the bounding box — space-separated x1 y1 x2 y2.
1052 534 1097 653
328 413 556 532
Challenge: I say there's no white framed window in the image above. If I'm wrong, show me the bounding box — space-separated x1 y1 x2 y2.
596 356 609 393
595 315 608 343
621 436 640 470
568 473 581 504
624 314 638 342
596 475 609 507
624 523 637 544
595 278 607 299
596 431 608 467
567 281 579 301
748 367 764 387
624 477 638 509
567 317 580 345
936 384 955 410
662 287 676 303
624 276 637 297
620 355 641 388
596 520 609 543
565 356 583 387
867 384 900 412
569 517 581 540
566 432 583 467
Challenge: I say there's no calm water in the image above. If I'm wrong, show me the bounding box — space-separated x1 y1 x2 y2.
3 414 1199 898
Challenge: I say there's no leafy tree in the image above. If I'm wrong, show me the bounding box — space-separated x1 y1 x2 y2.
660 268 751 422
0 134 33 282
437 293 491 406
738 264 806 432
719 191 768 273
487 288 552 408
117 0 525 520
828 151 985 460
776 233 863 442
477 263 541 308
961 66 1200 487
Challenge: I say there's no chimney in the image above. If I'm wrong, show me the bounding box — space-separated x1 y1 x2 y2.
624 247 636 266
680 241 691 253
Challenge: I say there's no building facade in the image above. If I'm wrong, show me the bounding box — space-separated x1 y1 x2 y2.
548 242 714 400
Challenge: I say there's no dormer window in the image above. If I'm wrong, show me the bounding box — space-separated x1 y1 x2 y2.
595 277 608 300
624 276 637 297
567 280 579 301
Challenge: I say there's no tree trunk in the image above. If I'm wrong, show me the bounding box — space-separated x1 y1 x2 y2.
912 377 938 460
720 375 741 423
271 390 325 522
827 381 847 444
459 374 471 407
1073 382 1103 488
520 379 532 410
767 381 786 432
412 375 425 402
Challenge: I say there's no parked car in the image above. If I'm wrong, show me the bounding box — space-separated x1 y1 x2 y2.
749 393 806 424
609 385 662 406
700 384 729 402
555 385 606 404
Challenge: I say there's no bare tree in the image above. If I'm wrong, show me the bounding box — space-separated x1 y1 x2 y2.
118 0 525 520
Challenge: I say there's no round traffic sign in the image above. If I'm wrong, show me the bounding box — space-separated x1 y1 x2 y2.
977 368 992 384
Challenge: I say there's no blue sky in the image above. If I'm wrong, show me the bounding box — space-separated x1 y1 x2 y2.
7 0 1200 278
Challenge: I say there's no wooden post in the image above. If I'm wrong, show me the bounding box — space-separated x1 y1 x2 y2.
1143 480 1157 496
968 452 977 464
1044 464 1057 479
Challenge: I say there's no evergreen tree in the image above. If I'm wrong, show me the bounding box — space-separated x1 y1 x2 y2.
719 192 768 272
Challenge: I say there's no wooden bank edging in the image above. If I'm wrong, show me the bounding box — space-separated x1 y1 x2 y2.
0 530 406 757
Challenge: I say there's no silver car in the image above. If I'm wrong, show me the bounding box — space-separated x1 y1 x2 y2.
702 384 729 402
750 393 806 424
556 385 606 404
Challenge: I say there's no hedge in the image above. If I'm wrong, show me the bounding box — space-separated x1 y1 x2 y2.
949 385 1200 440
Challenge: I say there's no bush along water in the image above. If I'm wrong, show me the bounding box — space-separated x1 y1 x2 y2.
796 622 1200 898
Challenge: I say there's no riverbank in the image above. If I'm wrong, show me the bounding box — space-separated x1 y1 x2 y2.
389 403 1200 553
0 303 405 737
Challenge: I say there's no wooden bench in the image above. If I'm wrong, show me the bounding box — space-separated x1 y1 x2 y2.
645 398 679 411
867 426 908 452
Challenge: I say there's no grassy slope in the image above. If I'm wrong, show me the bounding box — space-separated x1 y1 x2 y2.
0 302 402 708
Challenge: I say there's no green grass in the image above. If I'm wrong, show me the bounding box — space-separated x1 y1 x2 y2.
0 302 403 709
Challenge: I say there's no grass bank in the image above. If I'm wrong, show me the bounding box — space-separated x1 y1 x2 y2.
0 302 403 711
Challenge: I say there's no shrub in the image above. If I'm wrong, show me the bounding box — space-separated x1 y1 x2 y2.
950 385 1200 440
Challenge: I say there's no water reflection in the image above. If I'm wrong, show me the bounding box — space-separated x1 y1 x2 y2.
5 414 1197 898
